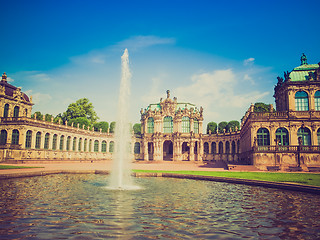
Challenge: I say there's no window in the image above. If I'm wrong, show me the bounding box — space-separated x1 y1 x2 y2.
134 142 140 154
232 141 236 154
3 104 9 118
25 130 32 149
147 117 154 133
13 106 19 118
297 127 311 145
182 117 190 133
84 139 87 152
194 118 199 133
12 129 19 145
0 130 7 145
295 91 309 111
109 141 114 153
275 128 289 145
73 137 76 151
60 135 64 150
211 142 216 154
94 140 99 152
225 141 230 154
52 134 57 150
257 128 270 146
35 132 41 149
219 142 223 154
163 116 173 133
204 142 209 153
89 139 92 152
78 138 82 151
66 136 71 151
315 91 320 111
44 133 50 149
101 141 107 152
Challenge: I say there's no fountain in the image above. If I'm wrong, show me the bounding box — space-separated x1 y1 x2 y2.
108 48 139 190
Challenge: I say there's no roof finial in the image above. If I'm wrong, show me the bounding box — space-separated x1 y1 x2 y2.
166 90 170 99
301 53 307 65
2 72 7 82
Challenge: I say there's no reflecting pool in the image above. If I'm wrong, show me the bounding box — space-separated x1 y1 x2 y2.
0 174 319 239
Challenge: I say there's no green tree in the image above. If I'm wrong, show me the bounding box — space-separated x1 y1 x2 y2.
94 121 109 133
227 120 240 132
254 102 272 112
45 113 54 122
109 121 116 133
63 98 99 124
68 117 91 129
31 111 43 120
133 123 141 135
207 122 217 134
53 113 64 124
218 121 228 133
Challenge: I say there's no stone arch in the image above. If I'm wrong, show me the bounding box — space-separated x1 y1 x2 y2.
211 142 216 154
25 130 32 149
134 142 140 154
101 140 107 152
163 140 173 160
44 133 50 149
148 142 154 160
0 129 7 145
11 129 19 145
52 134 58 150
204 142 209 153
3 104 9 118
297 127 311 146
35 131 42 149
94 140 99 152
257 128 270 146
219 141 223 154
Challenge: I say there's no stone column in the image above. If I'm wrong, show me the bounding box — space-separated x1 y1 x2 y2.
190 118 194 132
189 141 195 161
143 141 148 161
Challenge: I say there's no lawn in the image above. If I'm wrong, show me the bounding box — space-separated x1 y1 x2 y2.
0 165 43 170
133 170 320 187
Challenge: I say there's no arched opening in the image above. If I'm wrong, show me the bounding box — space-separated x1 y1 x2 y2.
317 128 320 145
44 133 50 149
94 140 99 152
163 116 173 133
66 136 71 151
297 127 311 146
148 142 154 160
13 106 19 118
11 129 19 145
52 134 57 150
89 139 92 152
134 142 140 154
182 142 189 161
109 141 114 153
315 91 320 111
35 132 41 149
211 142 216 154
219 142 223 154
0 130 7 145
72 137 76 151
78 138 82 151
60 135 65 150
25 130 32 149
147 117 154 133
182 116 190 133
163 140 173 161
295 91 309 111
3 104 9 118
101 140 107 152
257 128 270 146
232 141 236 154
204 142 209 153
276 128 289 145
84 139 87 152
225 141 230 154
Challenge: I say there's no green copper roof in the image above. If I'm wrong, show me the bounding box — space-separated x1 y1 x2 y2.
146 102 196 111
289 64 319 82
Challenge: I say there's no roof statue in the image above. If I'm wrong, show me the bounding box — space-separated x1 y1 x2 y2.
2 72 7 82
166 90 170 99
301 53 307 65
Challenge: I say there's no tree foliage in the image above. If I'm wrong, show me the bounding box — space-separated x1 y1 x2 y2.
94 121 109 133
133 123 141 135
218 121 228 133
31 111 43 120
68 117 91 129
254 102 272 113
226 120 240 132
207 122 217 134
109 121 116 133
63 98 99 124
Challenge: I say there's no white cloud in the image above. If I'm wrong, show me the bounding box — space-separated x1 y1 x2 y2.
25 90 52 105
7 77 14 82
243 57 255 66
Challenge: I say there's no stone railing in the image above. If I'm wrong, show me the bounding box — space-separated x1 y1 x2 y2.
253 145 320 153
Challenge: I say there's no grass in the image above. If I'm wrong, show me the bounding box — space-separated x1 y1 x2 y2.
0 165 43 170
133 170 320 187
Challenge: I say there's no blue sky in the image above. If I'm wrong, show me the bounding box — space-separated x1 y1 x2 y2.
1 0 320 129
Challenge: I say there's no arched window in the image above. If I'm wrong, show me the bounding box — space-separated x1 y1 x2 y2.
84 139 87 152
219 142 223 154
66 136 71 151
315 91 320 111
147 117 154 133
72 137 76 151
204 142 209 153
257 128 270 146
317 129 320 145
134 142 140 154
89 139 92 152
60 135 64 150
52 134 57 150
3 104 9 118
211 142 216 154
182 116 190 133
94 140 99 152
297 127 311 146
225 141 230 154
232 141 236 154
163 116 173 133
25 130 32 149
35 132 41 149
0 130 7 145
101 141 107 152
12 129 19 145
109 141 114 153
44 133 50 149
194 118 199 133
275 128 289 145
13 106 19 118
295 91 309 111
78 138 82 151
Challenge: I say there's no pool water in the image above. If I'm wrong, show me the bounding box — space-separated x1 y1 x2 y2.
0 174 319 239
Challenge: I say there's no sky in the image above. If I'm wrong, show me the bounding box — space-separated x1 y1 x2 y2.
1 0 320 130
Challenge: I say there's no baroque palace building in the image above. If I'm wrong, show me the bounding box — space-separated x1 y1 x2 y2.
0 54 319 170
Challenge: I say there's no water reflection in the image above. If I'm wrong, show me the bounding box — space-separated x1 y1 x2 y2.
0 175 319 239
